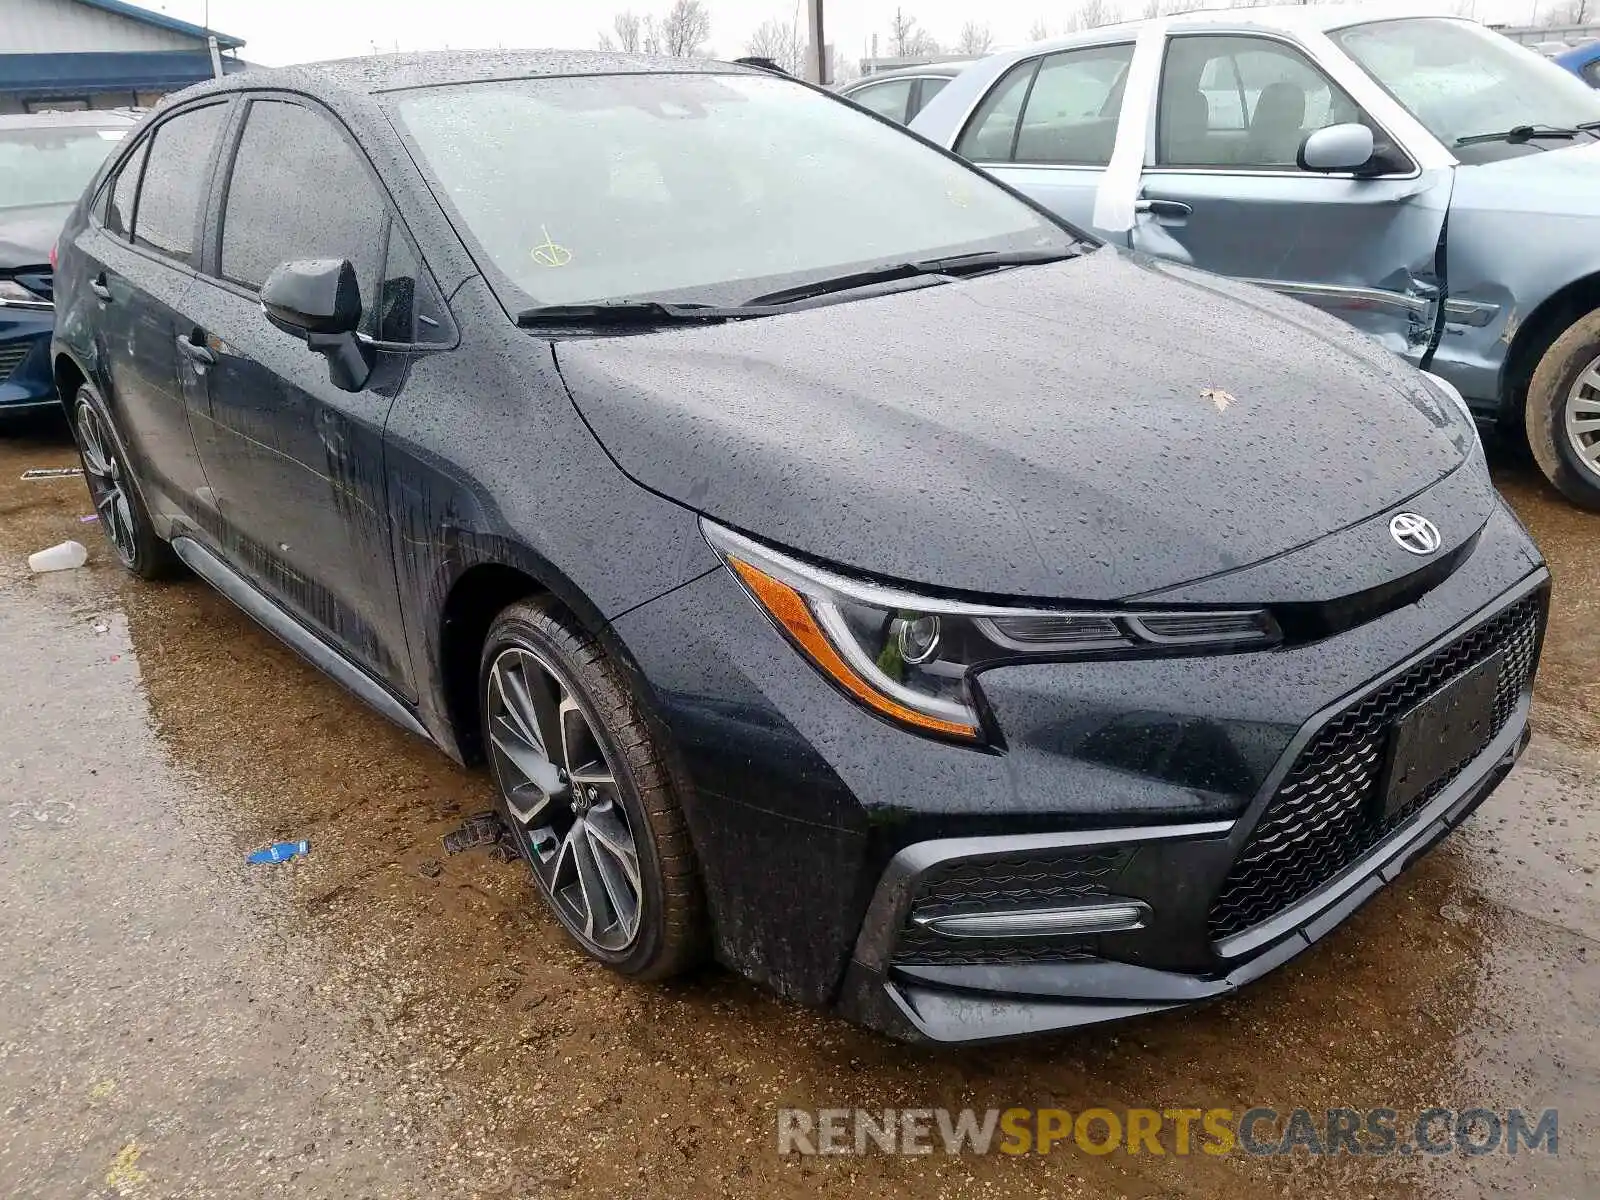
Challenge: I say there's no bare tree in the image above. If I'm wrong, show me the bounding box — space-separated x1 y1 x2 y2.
641 14 664 54
1143 0 1190 14
1027 17 1051 42
746 16 805 75
661 0 711 57
957 21 993 55
614 11 644 51
888 8 941 57
1545 0 1593 23
1063 0 1117 32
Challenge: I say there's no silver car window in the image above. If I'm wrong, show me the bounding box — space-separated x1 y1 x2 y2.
1159 35 1366 170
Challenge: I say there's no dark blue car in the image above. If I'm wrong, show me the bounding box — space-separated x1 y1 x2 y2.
0 109 137 421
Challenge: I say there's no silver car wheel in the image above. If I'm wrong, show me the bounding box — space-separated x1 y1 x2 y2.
1566 354 1600 481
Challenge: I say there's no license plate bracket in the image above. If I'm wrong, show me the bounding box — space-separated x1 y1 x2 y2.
1378 653 1503 823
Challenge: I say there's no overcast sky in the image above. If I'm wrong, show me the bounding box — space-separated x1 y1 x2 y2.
156 0 1560 69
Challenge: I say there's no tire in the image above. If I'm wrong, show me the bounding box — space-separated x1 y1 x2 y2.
1525 309 1600 511
70 382 182 579
479 597 704 980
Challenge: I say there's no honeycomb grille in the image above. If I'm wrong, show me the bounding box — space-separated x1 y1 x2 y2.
0 342 29 380
1208 595 1542 941
894 848 1128 966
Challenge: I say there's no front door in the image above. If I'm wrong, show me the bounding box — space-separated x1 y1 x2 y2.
1130 32 1452 367
181 96 416 699
958 41 1137 238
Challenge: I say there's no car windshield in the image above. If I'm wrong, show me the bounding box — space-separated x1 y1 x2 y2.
0 124 126 210
390 72 1075 310
1332 18 1600 163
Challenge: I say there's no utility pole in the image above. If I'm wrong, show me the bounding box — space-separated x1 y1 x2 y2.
806 0 829 84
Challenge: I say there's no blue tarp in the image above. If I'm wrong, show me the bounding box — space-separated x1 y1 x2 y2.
0 51 247 95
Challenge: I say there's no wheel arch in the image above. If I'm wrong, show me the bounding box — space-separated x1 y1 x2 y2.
52 350 90 410
431 537 648 767
1502 271 1600 425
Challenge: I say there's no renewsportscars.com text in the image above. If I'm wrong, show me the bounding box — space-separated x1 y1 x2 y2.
777 1107 1559 1158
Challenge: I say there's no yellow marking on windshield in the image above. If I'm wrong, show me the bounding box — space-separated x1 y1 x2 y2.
531 226 572 268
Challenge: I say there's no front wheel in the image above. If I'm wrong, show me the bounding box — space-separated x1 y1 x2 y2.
71 383 181 578
1526 310 1600 511
479 597 705 980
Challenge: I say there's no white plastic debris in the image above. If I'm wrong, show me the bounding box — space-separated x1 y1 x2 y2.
28 541 88 573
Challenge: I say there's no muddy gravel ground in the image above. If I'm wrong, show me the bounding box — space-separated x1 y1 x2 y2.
0 417 1596 1200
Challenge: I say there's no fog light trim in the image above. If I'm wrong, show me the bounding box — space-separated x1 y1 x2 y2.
913 900 1151 939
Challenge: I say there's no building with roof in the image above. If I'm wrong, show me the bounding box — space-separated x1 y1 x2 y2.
0 0 246 115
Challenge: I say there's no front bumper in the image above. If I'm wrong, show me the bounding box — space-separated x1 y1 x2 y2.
610 499 1548 1027
835 574 1545 1044
0 309 58 411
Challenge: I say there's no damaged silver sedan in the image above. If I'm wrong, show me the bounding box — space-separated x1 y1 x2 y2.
913 11 1600 510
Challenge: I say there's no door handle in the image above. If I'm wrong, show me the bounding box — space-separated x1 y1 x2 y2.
1135 199 1193 218
89 274 113 302
177 333 216 367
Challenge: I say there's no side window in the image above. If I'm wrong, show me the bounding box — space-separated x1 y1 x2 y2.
220 100 385 304
1013 44 1135 165
913 76 950 119
955 59 1038 161
1584 61 1600 88
104 135 149 239
133 104 227 264
851 79 915 123
1159 35 1373 170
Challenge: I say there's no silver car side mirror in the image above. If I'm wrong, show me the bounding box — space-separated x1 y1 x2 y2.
1298 123 1377 174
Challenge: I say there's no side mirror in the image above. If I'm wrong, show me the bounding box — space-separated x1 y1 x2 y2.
260 258 371 392
1297 123 1377 174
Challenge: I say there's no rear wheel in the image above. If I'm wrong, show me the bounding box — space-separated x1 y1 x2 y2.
479 597 704 980
1526 310 1600 511
71 383 181 579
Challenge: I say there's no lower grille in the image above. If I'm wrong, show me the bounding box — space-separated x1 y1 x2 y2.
0 342 30 380
894 847 1128 966
1208 593 1543 942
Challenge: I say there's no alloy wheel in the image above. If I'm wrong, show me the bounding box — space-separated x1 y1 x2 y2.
486 646 643 954
1566 354 1600 481
76 398 137 568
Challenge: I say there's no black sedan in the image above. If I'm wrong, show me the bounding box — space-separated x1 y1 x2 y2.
50 52 1547 1044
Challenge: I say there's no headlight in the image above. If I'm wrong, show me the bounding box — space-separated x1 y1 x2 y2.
703 521 1280 744
0 278 49 308
1422 371 1479 446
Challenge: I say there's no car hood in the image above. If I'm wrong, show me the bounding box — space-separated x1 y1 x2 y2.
0 202 71 268
1454 138 1600 217
555 248 1475 601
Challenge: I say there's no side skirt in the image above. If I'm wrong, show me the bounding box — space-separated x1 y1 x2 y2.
170 534 435 745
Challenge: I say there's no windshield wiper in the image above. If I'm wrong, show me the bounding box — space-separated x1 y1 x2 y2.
743 247 1082 308
516 300 776 329
1454 124 1581 147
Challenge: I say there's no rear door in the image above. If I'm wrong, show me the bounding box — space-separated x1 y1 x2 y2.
181 95 430 698
75 101 229 522
955 42 1137 237
1130 32 1453 366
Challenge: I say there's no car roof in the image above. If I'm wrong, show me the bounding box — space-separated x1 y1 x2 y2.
998 5 1462 55
0 109 142 130
1556 40 1600 66
842 62 972 87
157 49 750 108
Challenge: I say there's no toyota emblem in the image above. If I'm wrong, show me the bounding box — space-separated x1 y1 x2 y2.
1390 512 1442 555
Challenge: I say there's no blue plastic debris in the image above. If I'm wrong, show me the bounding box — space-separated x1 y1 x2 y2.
248 840 309 864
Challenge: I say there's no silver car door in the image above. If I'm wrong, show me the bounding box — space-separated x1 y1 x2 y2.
1130 29 1453 368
